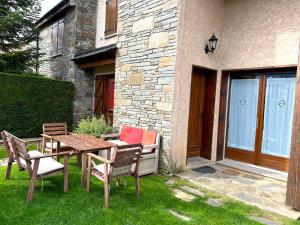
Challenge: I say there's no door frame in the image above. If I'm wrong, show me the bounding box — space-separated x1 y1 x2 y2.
224 69 297 171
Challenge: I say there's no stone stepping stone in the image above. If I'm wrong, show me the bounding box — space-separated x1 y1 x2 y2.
169 209 191 222
166 178 176 186
205 198 222 207
180 186 205 197
249 216 280 225
173 189 195 202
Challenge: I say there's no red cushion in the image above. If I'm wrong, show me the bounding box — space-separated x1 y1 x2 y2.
119 125 143 144
142 130 157 145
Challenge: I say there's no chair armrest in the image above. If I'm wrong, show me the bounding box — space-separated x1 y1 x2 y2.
27 151 72 160
87 153 111 164
143 144 158 149
23 138 43 144
101 133 120 140
41 134 53 139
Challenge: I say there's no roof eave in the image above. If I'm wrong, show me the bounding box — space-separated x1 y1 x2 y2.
36 0 74 29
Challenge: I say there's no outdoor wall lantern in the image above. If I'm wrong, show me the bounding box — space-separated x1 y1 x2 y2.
205 33 218 54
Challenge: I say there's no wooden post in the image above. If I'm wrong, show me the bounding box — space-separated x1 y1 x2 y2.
286 46 300 209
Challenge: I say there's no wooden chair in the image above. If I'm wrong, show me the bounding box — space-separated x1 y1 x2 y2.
41 123 70 154
87 144 143 208
1 131 69 203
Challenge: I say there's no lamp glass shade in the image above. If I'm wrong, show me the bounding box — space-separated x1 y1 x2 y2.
209 33 218 50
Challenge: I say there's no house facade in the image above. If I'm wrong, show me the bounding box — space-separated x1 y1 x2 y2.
37 0 300 209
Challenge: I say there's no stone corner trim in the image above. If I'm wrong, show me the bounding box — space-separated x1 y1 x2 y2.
156 102 172 112
126 73 145 86
148 32 170 49
132 16 154 33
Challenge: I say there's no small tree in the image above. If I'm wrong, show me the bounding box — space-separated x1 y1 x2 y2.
0 0 41 73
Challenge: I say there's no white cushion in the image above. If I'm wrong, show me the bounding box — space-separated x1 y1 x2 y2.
108 139 150 154
93 164 110 174
142 148 153 154
108 139 128 146
20 150 64 176
45 141 68 150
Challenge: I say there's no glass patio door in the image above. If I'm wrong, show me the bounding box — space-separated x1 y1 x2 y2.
226 78 260 164
259 77 295 170
226 73 296 171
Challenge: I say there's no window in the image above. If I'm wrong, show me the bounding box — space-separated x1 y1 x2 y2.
105 0 118 36
52 19 64 56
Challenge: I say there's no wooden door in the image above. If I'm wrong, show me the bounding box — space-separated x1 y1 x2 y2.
200 72 217 159
187 69 205 157
94 75 115 122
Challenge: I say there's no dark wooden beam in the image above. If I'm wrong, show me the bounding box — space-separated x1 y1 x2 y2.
286 47 300 209
216 71 229 161
78 59 115 70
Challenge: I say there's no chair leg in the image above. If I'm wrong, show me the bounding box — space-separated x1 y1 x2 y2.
27 159 39 203
116 177 120 186
135 175 140 198
5 158 13 180
104 180 109 208
63 155 69 193
87 156 92 193
77 153 82 167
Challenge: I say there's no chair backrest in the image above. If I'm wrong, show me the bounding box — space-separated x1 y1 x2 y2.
43 123 67 136
110 144 142 177
10 136 34 174
1 131 29 170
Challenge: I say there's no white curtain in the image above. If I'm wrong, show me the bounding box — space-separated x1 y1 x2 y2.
228 79 259 151
262 77 295 158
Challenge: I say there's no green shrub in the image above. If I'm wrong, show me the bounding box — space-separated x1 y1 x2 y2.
0 72 74 138
74 116 113 138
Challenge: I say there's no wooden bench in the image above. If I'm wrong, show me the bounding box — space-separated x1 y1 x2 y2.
102 125 160 176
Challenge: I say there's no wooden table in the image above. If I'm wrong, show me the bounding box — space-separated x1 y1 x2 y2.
51 134 116 188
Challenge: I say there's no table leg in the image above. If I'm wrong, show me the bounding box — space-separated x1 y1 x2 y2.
36 141 40 152
107 148 111 160
56 141 60 161
81 153 87 189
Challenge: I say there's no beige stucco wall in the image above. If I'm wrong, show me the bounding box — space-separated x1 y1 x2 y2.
172 0 300 168
221 0 300 69
95 0 118 48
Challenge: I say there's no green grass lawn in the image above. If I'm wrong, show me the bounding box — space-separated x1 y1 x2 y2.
0 154 299 225
0 149 7 159
0 144 36 160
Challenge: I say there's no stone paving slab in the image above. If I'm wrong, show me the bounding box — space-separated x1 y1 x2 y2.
180 186 205 197
173 189 195 202
249 216 280 225
169 209 191 222
206 198 222 207
177 164 300 219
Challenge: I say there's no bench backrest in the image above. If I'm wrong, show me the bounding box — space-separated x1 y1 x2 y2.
43 123 67 136
119 125 158 145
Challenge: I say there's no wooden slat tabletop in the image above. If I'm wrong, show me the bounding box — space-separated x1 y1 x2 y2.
51 134 115 151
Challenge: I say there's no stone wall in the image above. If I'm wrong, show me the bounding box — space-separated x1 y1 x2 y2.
38 8 76 80
38 0 98 123
115 0 180 173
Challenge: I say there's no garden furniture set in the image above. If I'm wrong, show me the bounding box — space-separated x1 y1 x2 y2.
1 123 160 208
